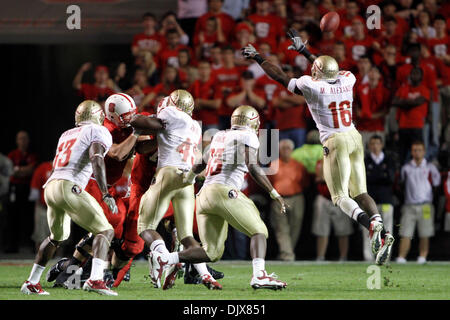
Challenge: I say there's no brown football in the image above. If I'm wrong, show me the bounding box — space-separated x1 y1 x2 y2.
320 11 340 32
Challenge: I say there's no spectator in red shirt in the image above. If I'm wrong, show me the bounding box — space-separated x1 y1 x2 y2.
392 67 431 164
225 70 266 123
355 66 391 148
344 18 376 63
333 41 355 72
209 43 224 70
355 55 372 86
248 0 285 51
372 16 403 66
158 11 191 46
5 131 38 253
232 22 255 72
194 16 226 61
190 60 222 131
195 0 236 42
72 63 115 107
139 65 181 112
272 65 307 148
29 161 52 251
378 44 401 93
158 28 193 71
131 12 165 57
381 1 409 35
338 0 364 38
215 45 241 129
126 69 154 108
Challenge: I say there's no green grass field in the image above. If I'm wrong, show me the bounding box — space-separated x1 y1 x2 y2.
1 260 449 300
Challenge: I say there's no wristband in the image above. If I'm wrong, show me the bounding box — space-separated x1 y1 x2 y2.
254 54 266 65
269 189 281 199
301 48 313 59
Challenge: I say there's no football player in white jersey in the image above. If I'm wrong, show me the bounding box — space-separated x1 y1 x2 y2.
130 89 215 289
21 100 118 296
144 105 288 290
242 28 395 265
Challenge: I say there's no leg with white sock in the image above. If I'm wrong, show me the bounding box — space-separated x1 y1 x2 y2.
27 237 60 284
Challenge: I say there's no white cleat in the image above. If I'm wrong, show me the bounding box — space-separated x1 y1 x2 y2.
162 263 183 290
149 251 169 289
201 274 222 290
375 233 395 266
21 281 50 295
82 279 118 296
369 220 384 255
250 271 287 290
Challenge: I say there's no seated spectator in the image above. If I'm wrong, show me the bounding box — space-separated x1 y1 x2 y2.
215 45 241 129
248 0 285 50
139 65 181 112
190 60 222 131
159 11 190 46
5 131 38 253
344 18 375 63
158 28 193 70
361 135 395 261
355 66 391 148
131 12 165 57
290 130 323 175
195 0 236 42
392 67 430 164
72 63 115 107
312 159 353 262
397 141 441 264
272 65 307 148
412 10 436 41
269 139 309 261
29 161 52 252
194 16 225 61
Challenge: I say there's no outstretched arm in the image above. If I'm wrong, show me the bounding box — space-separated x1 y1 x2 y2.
130 114 165 134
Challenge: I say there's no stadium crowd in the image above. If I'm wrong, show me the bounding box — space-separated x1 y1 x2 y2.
1 0 450 264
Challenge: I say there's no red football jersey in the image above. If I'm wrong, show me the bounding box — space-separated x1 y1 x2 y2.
247 13 284 50
355 81 390 131
344 36 374 62
214 66 241 116
395 62 438 101
103 118 134 185
195 12 235 42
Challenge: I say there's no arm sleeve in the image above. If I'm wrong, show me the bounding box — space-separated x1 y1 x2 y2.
89 125 113 155
430 165 441 187
243 131 260 150
157 106 176 131
287 76 309 95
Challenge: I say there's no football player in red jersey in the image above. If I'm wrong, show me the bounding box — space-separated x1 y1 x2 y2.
46 93 144 288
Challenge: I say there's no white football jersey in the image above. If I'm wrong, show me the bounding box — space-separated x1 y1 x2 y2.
203 128 260 190
44 124 112 190
288 71 356 144
156 105 202 170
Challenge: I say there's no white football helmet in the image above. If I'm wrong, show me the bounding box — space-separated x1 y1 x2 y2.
105 93 137 128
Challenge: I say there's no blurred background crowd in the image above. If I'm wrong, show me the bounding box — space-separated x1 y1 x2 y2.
0 0 449 263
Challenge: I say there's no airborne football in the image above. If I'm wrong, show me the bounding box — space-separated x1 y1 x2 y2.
1 0 449 310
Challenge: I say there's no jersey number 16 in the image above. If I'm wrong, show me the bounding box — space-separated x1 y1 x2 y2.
328 100 352 128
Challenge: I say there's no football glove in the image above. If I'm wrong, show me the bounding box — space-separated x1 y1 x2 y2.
241 43 259 59
287 28 308 53
103 194 118 214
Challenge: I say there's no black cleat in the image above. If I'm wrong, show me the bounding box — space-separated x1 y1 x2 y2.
184 263 225 284
103 270 115 289
46 257 69 282
123 269 131 282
